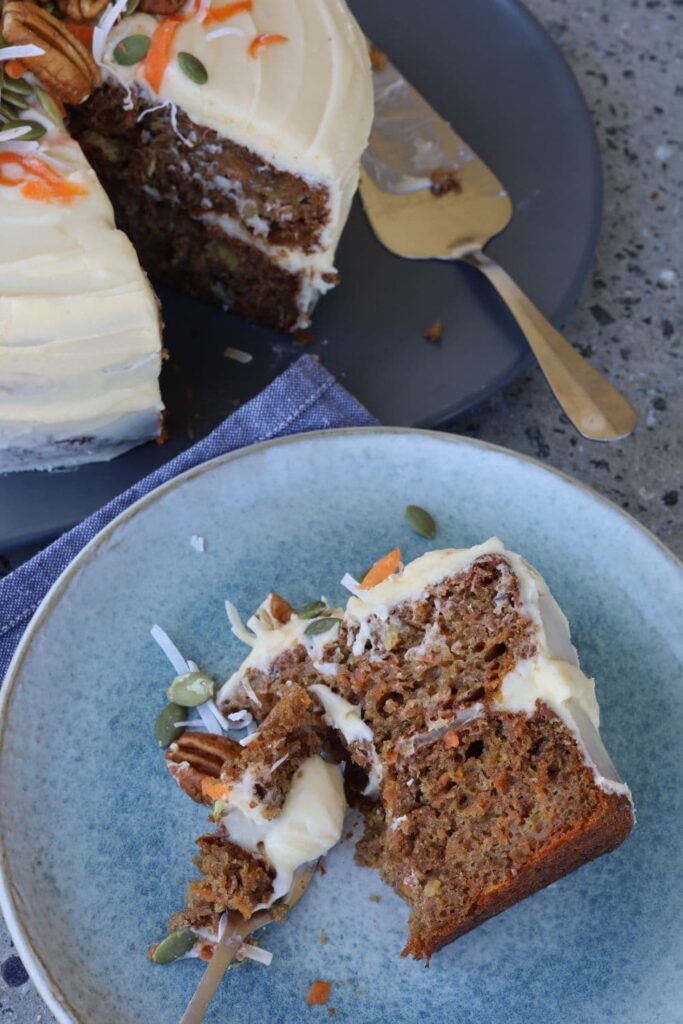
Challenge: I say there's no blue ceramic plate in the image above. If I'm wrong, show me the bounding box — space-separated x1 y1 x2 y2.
1 429 681 1024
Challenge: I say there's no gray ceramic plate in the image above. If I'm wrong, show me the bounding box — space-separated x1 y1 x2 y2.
0 0 602 548
1 429 682 1024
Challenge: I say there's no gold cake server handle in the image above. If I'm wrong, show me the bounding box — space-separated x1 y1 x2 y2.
463 249 637 441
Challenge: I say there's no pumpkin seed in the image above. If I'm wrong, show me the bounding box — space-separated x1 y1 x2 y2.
3 76 32 96
124 0 140 13
405 504 437 539
304 617 341 637
3 92 29 111
35 88 64 126
155 702 184 748
1 119 46 140
113 34 150 66
167 670 214 707
296 600 327 620
177 51 208 85
152 930 197 964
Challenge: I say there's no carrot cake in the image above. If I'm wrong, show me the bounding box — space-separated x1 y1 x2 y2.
150 540 633 964
0 0 372 471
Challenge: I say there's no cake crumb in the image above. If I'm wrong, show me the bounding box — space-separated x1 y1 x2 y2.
189 535 205 553
368 43 388 71
294 329 315 347
319 928 328 945
369 894 381 903
307 980 332 1005
423 319 444 342
430 167 462 197
317 861 327 876
327 1009 337 1018
443 728 460 749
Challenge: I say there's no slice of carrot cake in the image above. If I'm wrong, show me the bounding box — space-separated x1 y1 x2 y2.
149 542 633 964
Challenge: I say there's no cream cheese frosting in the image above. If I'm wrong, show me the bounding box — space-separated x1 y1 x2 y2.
219 754 346 903
0 130 163 472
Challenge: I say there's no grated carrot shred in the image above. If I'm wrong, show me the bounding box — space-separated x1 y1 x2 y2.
143 16 182 93
201 778 231 801
306 980 332 1005
0 152 87 204
359 548 401 589
65 22 94 47
204 0 252 24
248 32 289 58
4 59 26 80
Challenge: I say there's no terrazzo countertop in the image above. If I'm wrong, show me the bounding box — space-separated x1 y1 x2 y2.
0 1 681 1021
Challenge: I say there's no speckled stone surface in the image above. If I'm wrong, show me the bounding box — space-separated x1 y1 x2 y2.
452 0 683 560
0 2 681 1021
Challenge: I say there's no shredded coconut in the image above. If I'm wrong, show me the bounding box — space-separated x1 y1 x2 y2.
237 943 273 966
241 675 262 707
0 126 32 143
92 0 129 64
0 44 45 61
189 535 205 552
225 600 257 647
206 26 245 40
151 624 189 675
268 754 289 775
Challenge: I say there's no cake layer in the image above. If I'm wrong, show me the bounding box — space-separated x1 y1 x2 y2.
69 81 332 254
0 133 163 473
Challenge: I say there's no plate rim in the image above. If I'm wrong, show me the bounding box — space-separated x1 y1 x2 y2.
1 425 680 1024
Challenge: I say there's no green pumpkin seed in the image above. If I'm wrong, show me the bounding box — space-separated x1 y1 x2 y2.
35 88 64 126
155 702 184 748
1 119 46 141
296 600 327 620
167 670 214 707
152 930 197 964
113 34 150 66
304 617 341 638
124 0 140 13
177 51 208 85
3 93 29 112
3 76 32 96
405 504 437 539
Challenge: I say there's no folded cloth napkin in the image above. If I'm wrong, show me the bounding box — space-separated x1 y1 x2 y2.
0 356 376 681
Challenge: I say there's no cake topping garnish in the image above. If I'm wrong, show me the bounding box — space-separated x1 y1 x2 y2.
177 49 207 83
248 32 288 59
112 32 150 64
359 547 402 589
167 669 215 706
296 600 328 620
151 929 198 964
304 616 341 638
56 0 110 20
1 0 100 103
0 150 88 201
405 504 437 539
154 701 184 748
204 0 251 24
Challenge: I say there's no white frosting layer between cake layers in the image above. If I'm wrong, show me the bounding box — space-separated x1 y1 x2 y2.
219 754 346 903
344 539 632 802
0 134 163 473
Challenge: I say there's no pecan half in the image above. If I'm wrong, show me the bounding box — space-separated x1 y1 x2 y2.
2 1 100 105
270 593 293 625
56 0 109 20
139 0 187 13
166 732 240 804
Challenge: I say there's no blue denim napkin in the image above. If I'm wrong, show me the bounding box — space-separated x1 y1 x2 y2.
0 356 377 680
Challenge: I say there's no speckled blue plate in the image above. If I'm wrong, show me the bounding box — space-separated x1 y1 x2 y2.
1 429 682 1024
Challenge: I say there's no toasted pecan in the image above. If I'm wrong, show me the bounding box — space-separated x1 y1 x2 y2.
2 0 100 105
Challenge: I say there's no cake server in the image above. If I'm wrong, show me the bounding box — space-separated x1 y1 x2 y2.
360 51 637 442
179 861 318 1024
